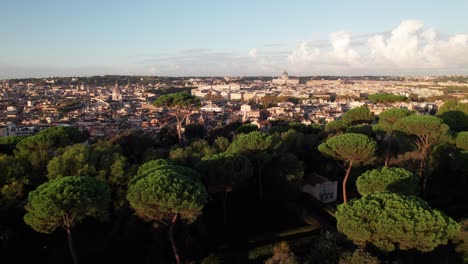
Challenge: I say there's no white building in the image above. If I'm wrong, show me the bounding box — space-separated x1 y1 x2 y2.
302 173 338 203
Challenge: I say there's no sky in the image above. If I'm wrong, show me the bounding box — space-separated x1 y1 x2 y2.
1 0 468 78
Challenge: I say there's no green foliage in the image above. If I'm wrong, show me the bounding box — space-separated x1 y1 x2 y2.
134 159 200 184
368 93 407 104
200 254 223 264
318 133 377 165
455 131 468 150
394 115 450 150
336 192 460 252
436 100 468 132
342 106 374 125
305 231 341 264
339 249 380 264
288 122 322 134
24 176 111 234
197 153 253 189
0 135 26 154
90 139 130 186
453 218 468 263
325 120 349 133
213 136 230 152
356 167 420 196
373 108 413 135
47 144 93 180
152 91 201 109
235 124 258 134
346 124 373 136
169 139 216 166
126 169 207 224
15 126 87 171
264 242 299 264
227 131 274 155
0 155 31 204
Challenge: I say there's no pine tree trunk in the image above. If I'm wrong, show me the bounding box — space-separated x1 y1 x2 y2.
257 160 263 200
169 214 180 264
419 149 428 197
384 133 393 167
343 161 353 204
66 228 79 264
176 122 183 146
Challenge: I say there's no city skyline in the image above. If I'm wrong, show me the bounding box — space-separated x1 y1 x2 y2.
1 0 468 78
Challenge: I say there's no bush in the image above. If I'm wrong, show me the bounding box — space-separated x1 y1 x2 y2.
339 249 380 264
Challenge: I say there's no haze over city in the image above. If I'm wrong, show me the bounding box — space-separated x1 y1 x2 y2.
1 0 468 78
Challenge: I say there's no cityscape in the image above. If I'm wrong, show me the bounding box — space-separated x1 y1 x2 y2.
1 1 467 264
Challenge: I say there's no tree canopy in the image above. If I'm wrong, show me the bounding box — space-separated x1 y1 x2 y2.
436 100 468 132
394 115 450 183
356 167 420 196
336 192 460 252
152 91 201 109
341 106 374 125
368 93 407 104
127 168 207 224
197 153 253 189
318 133 377 165
325 120 349 134
455 131 468 151
24 176 110 234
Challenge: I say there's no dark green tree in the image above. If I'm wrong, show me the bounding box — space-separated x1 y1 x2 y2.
235 124 258 134
356 167 420 196
394 115 449 195
127 168 207 264
373 108 413 166
341 106 374 125
24 176 110 264
318 133 377 203
153 92 201 143
197 153 253 223
336 192 460 252
455 131 468 150
325 120 349 134
47 144 93 179
226 131 275 200
436 100 468 132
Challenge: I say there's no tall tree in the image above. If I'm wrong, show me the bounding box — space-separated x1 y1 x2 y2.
153 92 201 144
127 166 207 264
373 108 413 166
226 131 275 200
197 153 253 223
336 192 460 252
24 176 110 264
318 133 377 203
394 115 449 196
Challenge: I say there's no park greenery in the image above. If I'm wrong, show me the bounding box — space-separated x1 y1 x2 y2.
0 98 467 263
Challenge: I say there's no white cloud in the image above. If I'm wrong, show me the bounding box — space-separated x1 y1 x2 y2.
286 19 468 75
249 48 257 59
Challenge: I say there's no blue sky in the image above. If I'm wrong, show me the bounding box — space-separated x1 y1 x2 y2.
1 0 468 78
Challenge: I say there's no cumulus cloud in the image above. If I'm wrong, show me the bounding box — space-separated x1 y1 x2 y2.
249 48 257 59
287 19 468 75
